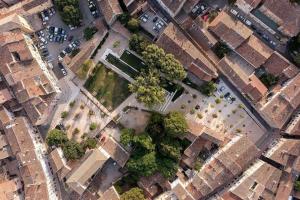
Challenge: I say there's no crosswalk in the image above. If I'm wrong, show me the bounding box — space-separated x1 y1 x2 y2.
156 91 176 112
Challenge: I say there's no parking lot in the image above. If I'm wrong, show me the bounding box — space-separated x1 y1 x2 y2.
139 10 168 38
34 0 100 79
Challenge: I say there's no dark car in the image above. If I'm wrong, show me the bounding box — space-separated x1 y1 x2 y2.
65 47 72 54
59 52 66 58
224 92 230 98
74 39 80 47
48 26 55 34
153 17 158 22
54 36 60 42
58 37 63 43
68 35 74 41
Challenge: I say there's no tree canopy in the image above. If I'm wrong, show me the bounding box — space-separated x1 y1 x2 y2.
120 128 135 147
133 133 155 153
46 129 68 147
213 42 231 58
126 152 158 177
127 18 140 32
160 54 186 81
84 27 98 41
145 112 165 142
124 111 189 179
82 137 97 150
120 187 146 200
55 0 78 10
55 0 81 26
199 81 217 96
159 137 182 161
295 180 300 192
157 157 179 178
129 70 165 107
259 73 279 89
63 140 85 160
164 112 188 138
129 34 148 55
62 6 81 26
142 44 165 69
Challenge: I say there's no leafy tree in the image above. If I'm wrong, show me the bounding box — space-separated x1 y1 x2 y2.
213 42 231 58
208 10 218 23
194 159 202 171
46 129 68 147
118 13 130 25
142 44 165 69
82 137 97 150
129 70 165 107
129 34 148 54
133 133 155 153
164 112 188 138
160 54 186 81
120 187 146 200
127 18 140 32
200 81 217 96
126 152 158 177
61 5 82 26
157 157 178 179
290 0 300 4
145 112 165 142
260 73 279 88
295 180 300 192
61 111 68 118
89 122 98 131
63 140 85 160
228 0 237 5
84 27 98 40
159 137 182 161
292 53 300 65
55 0 78 11
120 128 135 146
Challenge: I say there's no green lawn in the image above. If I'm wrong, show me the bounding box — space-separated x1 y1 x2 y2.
84 63 131 110
120 50 147 72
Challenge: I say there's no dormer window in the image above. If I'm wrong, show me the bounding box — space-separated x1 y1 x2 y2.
12 52 21 61
250 181 258 190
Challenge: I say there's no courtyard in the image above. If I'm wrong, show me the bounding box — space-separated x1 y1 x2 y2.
166 79 266 143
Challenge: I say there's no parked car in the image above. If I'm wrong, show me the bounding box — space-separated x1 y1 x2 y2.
58 63 67 76
270 40 277 46
230 9 238 15
245 20 252 26
262 34 269 41
68 35 74 41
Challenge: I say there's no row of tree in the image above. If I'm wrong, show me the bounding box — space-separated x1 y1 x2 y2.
128 35 187 107
55 0 82 26
120 112 188 179
46 129 97 160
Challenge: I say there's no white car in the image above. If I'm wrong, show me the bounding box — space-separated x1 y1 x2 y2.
270 40 277 46
40 37 47 44
54 27 59 35
245 20 252 26
230 9 238 15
